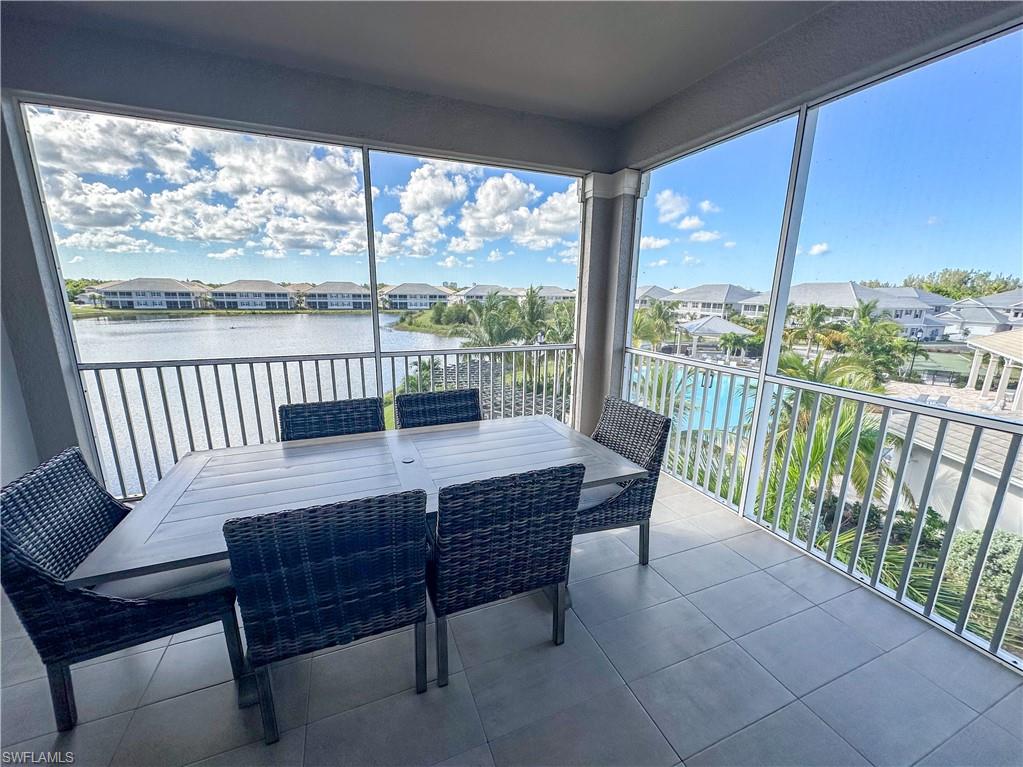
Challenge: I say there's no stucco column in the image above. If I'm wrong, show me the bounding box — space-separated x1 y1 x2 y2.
572 169 646 434
966 349 983 388
980 356 999 398
1013 374 1023 413
994 359 1012 407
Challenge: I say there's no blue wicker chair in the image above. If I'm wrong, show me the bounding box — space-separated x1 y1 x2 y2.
394 389 482 429
278 397 384 441
574 397 671 565
0 448 244 732
427 464 585 686
223 490 429 744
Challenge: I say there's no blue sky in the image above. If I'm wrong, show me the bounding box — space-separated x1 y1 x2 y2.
28 29 1021 294
637 29 1022 293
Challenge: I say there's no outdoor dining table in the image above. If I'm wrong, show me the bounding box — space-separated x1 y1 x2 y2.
67 414 647 588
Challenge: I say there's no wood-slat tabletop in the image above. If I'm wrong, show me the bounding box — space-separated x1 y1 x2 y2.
67 415 646 587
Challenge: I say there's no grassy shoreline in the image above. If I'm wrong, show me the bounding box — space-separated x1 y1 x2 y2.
69 306 404 320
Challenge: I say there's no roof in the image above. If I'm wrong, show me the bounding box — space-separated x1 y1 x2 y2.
285 282 315 293
958 287 1023 309
308 281 371 294
455 284 507 299
636 285 677 302
680 315 753 336
536 285 575 298
382 283 452 295
744 282 932 311
935 305 1010 326
97 277 202 293
211 280 289 293
673 283 757 304
873 286 951 308
967 328 1023 364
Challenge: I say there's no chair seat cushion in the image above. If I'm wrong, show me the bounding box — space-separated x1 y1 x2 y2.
90 560 233 601
577 483 624 511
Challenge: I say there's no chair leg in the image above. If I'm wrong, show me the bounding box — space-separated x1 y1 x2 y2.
434 616 448 688
552 581 567 645
221 606 246 681
639 520 651 566
254 665 279 745
46 663 77 731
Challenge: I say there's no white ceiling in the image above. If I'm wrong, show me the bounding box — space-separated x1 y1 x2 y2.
7 1 829 126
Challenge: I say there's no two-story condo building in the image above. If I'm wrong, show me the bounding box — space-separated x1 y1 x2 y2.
381 283 451 310
534 286 575 303
672 284 758 319
635 285 678 308
936 287 1023 340
210 280 294 309
448 285 515 304
97 278 206 309
304 282 373 310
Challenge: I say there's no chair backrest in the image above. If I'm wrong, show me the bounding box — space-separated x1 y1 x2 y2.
395 389 482 429
430 464 584 617
591 397 671 475
223 490 428 666
0 448 127 581
278 397 384 441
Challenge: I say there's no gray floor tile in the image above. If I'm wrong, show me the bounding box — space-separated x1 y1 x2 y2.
569 534 639 582
2 647 164 746
724 531 801 568
268 656 314 734
1 634 44 687
803 654 976 767
589 597 728 681
655 488 727 519
918 716 1023 767
985 686 1023 737
112 681 266 767
619 519 717 560
308 622 461 722
820 588 930 650
737 607 883 696
433 743 495 767
172 622 224 644
189 726 306 767
630 642 793 760
142 633 235 705
489 686 678 767
304 673 486 767
650 499 688 525
569 565 681 628
654 476 689 500
689 509 754 541
764 556 858 604
1 594 28 641
686 702 869 767
448 592 558 669
888 629 1023 712
652 542 758 594
1 712 133 767
688 572 812 638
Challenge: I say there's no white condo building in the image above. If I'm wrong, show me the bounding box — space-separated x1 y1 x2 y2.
635 285 678 308
304 282 373 310
381 283 452 310
210 280 294 309
97 278 207 309
672 284 758 319
936 287 1023 340
448 285 515 304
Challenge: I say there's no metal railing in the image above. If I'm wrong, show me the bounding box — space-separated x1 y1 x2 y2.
625 347 1023 666
79 344 575 500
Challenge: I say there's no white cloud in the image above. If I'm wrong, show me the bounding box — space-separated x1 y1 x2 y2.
808 242 831 256
647 258 669 268
261 248 286 260
43 172 146 229
689 230 721 242
448 236 483 253
654 189 689 224
57 230 167 254
558 242 580 265
546 256 557 263
487 249 504 262
207 247 244 260
456 177 577 252
68 255 85 264
437 255 468 269
640 236 670 250
678 215 704 231
683 255 702 265
382 212 408 233
723 241 737 249
927 216 940 226
699 200 721 213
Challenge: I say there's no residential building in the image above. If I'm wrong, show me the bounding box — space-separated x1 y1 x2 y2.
210 280 294 309
97 278 206 309
448 284 512 304
672 284 757 319
381 283 451 310
305 281 373 310
936 288 1023 340
533 285 575 304
635 285 678 308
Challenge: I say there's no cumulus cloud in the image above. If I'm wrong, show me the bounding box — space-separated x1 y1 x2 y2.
647 258 669 268
382 212 408 233
678 215 704 231
43 172 146 229
640 236 670 250
689 230 721 242
699 200 721 213
654 189 689 224
437 254 469 269
57 230 168 254
683 255 702 265
207 247 244 260
723 241 737 248
487 249 505 262
68 255 85 264
808 242 831 256
448 236 483 253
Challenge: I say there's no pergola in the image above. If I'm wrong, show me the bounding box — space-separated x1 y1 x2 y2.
966 328 1023 413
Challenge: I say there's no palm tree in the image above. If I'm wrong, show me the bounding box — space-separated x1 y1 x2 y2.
792 303 831 355
464 292 520 347
632 301 673 348
845 299 916 384
545 300 575 344
516 286 548 343
718 332 748 360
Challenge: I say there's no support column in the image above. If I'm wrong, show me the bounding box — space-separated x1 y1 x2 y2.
1013 374 1023 413
572 169 646 434
994 359 1012 408
966 349 984 389
980 356 998 398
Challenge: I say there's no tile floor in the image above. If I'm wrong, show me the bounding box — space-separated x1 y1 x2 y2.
2 477 1021 766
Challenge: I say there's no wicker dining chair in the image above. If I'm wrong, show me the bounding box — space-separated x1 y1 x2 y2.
394 389 482 429
0 448 244 732
278 396 385 441
427 464 585 686
574 397 671 565
223 490 429 744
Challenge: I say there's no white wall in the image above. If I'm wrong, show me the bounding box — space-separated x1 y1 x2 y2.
1 321 39 483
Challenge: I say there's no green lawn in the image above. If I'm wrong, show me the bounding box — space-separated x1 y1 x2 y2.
911 350 974 374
